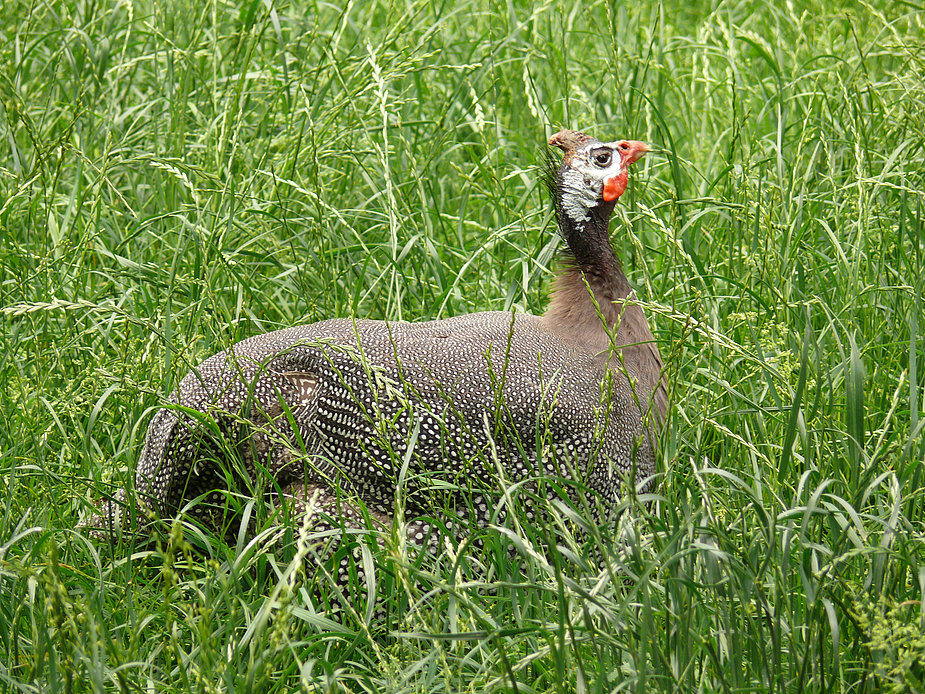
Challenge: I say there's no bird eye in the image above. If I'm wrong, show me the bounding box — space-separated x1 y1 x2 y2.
592 149 612 167
618 142 629 150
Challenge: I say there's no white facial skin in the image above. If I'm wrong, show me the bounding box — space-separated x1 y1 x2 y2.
559 140 649 224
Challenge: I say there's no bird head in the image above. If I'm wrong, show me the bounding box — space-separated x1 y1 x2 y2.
547 129 649 225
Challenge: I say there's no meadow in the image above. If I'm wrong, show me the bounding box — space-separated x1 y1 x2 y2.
1 0 923 691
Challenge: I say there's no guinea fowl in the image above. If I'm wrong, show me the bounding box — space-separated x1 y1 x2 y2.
87 129 665 556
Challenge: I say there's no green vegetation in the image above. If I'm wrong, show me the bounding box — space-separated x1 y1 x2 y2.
2 0 923 690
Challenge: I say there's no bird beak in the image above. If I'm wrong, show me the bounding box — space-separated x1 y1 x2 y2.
623 141 650 166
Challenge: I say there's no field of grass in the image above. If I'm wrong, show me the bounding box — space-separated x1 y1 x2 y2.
2 0 924 691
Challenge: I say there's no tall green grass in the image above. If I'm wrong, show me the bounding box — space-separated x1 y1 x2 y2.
1 0 923 691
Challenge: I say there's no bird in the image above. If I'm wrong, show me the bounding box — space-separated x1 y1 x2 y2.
86 129 666 568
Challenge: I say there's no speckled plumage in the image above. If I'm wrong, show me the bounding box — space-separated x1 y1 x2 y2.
92 312 655 533
86 130 665 579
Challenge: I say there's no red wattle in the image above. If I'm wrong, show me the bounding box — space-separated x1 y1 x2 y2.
602 173 627 201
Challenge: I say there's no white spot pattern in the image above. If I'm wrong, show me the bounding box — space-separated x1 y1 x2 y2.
90 312 654 543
